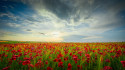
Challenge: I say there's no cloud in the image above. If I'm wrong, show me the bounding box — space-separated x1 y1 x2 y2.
39 33 45 35
7 23 21 28
83 36 103 39
0 0 125 42
26 29 32 32
0 30 16 38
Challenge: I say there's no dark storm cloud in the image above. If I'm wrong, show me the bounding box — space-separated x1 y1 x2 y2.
41 0 73 20
19 0 125 25
0 0 125 42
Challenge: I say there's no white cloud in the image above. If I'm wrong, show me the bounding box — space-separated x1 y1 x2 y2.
7 23 21 28
0 0 124 42
83 36 103 39
0 12 19 21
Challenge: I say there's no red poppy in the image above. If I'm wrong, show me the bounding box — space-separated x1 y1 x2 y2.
11 50 16 53
35 60 42 67
17 49 21 52
45 60 48 64
2 66 10 70
58 62 63 68
105 59 110 63
58 59 62 62
121 61 125 67
64 57 68 61
70 53 72 56
57 53 63 58
72 55 78 61
29 64 34 67
22 60 31 65
77 65 82 70
103 66 112 70
85 54 90 59
18 60 22 64
67 63 72 70
53 58 58 62
78 51 82 56
47 67 53 70
11 56 16 60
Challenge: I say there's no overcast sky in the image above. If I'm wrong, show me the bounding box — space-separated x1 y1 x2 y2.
0 0 125 42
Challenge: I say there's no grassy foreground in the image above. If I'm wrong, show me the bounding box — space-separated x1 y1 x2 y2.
0 41 125 70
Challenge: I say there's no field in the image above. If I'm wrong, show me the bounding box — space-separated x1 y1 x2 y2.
0 41 125 70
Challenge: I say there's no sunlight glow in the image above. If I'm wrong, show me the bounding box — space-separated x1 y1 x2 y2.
52 31 61 38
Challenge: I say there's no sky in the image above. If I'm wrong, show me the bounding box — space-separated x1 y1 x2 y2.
0 0 125 42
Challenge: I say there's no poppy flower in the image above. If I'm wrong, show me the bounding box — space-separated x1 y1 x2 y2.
58 59 62 62
29 64 34 67
105 59 110 63
18 60 22 64
70 53 72 56
11 50 16 53
78 51 82 56
72 55 78 61
24 57 30 60
22 60 31 65
5 55 7 57
35 60 42 67
85 54 90 59
67 63 72 70
11 56 16 60
116 50 122 55
58 62 63 68
103 66 112 70
121 61 125 67
64 57 68 61
2 66 10 70
77 65 82 70
45 61 48 64
47 67 53 70
57 53 63 58
17 49 21 52
53 58 58 62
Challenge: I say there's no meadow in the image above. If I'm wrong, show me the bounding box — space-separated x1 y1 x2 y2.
0 41 125 70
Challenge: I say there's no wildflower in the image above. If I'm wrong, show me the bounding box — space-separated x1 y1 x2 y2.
77 65 82 70
53 58 58 62
47 67 53 70
105 59 110 63
103 66 112 70
57 53 63 58
11 56 16 60
121 61 125 67
85 54 90 59
67 63 72 70
24 57 30 60
2 66 10 70
22 60 31 65
11 50 16 53
58 62 63 68
58 59 62 62
78 51 82 56
45 60 48 64
17 49 21 52
29 64 34 67
70 53 72 56
72 55 78 61
64 57 68 61
35 60 42 67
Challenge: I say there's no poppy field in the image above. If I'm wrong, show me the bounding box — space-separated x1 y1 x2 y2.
0 42 125 70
